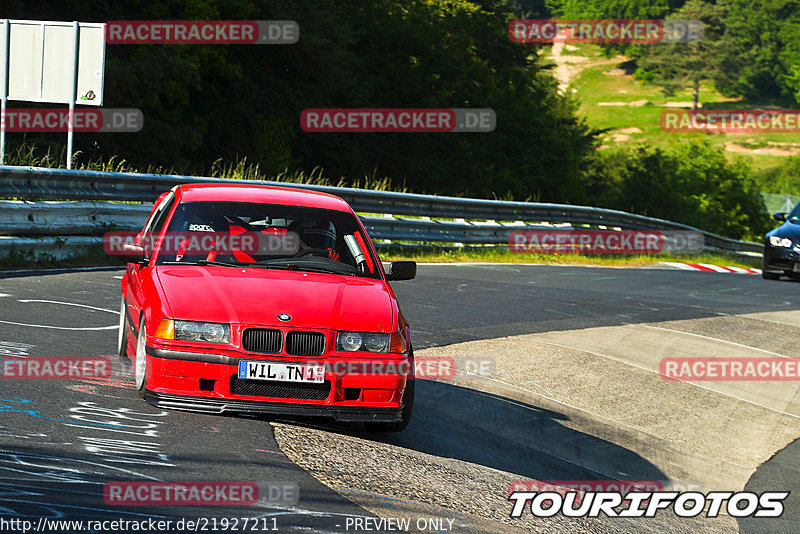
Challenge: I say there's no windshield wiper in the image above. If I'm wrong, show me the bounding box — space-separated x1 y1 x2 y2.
161 259 246 268
286 263 355 276
162 258 357 276
255 258 357 276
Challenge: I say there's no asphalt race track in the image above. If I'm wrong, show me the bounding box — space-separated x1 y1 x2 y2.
0 264 798 533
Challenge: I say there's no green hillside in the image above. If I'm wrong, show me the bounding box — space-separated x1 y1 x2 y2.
556 43 800 192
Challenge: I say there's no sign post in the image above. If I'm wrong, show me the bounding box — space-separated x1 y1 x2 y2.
0 19 106 167
0 20 10 165
67 21 79 169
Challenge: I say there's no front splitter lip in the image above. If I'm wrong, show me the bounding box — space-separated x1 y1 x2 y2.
144 390 404 422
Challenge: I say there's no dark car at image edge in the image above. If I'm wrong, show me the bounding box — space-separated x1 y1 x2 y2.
763 201 800 280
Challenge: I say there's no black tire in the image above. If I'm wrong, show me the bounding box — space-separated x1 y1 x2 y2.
365 376 415 433
762 249 781 279
135 317 149 399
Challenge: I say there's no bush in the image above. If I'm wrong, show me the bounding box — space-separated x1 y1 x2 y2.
586 142 770 240
759 156 800 196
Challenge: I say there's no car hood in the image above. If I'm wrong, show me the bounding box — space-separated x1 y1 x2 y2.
766 220 800 239
155 265 395 331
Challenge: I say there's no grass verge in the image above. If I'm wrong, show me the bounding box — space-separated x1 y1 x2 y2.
377 247 761 269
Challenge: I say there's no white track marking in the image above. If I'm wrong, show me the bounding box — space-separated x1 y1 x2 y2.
641 325 791 358
18 299 118 314
0 320 117 331
0 450 163 481
661 262 761 274
530 339 800 420
0 299 118 330
0 266 124 275
662 262 697 270
697 264 729 272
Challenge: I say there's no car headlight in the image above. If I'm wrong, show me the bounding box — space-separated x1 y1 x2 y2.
769 236 793 248
169 320 230 344
336 331 395 353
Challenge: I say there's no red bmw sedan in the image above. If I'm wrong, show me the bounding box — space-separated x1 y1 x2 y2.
116 183 416 432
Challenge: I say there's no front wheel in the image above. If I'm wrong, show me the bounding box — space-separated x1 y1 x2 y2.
135 317 149 399
762 251 781 279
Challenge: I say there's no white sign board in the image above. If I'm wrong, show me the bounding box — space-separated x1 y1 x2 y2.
1 19 107 167
4 20 105 105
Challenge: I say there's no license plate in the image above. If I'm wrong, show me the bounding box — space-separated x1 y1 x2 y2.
238 361 325 383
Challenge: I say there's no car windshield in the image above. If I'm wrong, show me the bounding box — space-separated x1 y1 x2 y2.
155 201 381 279
788 202 800 221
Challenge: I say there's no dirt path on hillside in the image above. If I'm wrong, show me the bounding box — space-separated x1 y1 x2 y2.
548 41 620 93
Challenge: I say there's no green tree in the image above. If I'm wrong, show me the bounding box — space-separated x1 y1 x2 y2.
3 0 598 202
636 0 725 111
549 0 683 57
586 141 770 239
714 0 800 104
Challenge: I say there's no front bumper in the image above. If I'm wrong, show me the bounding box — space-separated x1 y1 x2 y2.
143 344 410 422
144 390 403 422
762 245 800 274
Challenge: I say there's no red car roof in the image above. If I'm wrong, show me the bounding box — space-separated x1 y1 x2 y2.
177 183 353 212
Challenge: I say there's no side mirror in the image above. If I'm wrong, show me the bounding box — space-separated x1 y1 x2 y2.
385 261 416 281
119 243 146 264
774 212 787 222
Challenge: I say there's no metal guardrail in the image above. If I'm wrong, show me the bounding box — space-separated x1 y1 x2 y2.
0 200 150 235
0 235 103 260
0 165 763 258
0 201 556 243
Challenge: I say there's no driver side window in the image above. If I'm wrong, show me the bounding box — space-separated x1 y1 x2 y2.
142 192 175 258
